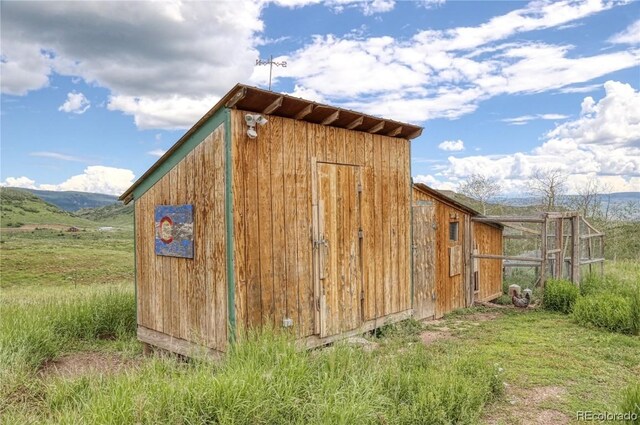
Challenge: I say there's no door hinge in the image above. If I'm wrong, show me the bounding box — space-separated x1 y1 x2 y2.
360 290 365 301
315 298 321 311
358 229 364 239
357 182 362 193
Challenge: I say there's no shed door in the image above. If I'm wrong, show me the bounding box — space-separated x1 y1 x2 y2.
412 201 436 320
314 162 362 338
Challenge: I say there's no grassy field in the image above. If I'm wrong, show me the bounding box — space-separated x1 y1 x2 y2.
1 228 638 423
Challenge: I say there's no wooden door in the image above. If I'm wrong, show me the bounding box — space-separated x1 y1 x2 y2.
412 201 436 320
314 162 362 338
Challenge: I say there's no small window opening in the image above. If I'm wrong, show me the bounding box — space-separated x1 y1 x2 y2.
449 221 459 241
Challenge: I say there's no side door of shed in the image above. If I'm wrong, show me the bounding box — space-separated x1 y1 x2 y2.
412 200 436 320
314 162 362 338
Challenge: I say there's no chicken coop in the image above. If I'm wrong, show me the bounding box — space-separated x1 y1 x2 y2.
120 84 423 356
412 183 503 319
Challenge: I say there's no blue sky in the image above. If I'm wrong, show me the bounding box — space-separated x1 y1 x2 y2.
1 0 639 196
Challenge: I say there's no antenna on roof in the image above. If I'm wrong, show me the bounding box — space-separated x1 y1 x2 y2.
255 55 287 91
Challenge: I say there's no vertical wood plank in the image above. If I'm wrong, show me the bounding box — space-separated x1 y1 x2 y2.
389 138 399 313
283 117 299 333
175 158 188 338
258 115 275 328
231 112 247 332
242 112 262 330
145 185 165 332
326 126 337 163
183 151 195 338
361 133 375 320
212 126 227 349
270 116 286 329
160 175 173 333
295 121 313 337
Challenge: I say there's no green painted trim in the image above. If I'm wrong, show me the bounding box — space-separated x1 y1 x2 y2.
133 202 138 322
409 142 414 310
224 109 237 343
132 107 228 201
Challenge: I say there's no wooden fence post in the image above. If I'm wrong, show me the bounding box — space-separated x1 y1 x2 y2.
571 215 581 285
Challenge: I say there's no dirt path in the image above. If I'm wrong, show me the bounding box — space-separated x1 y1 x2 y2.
39 352 140 379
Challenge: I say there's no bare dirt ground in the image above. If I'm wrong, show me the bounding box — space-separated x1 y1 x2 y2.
39 352 140 379
484 385 570 425
2 224 77 232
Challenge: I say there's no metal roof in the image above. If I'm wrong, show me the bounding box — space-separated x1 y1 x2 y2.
120 83 423 202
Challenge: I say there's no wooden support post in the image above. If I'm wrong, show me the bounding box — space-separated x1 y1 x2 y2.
540 217 547 288
571 215 581 285
600 236 605 279
555 218 563 279
465 215 473 307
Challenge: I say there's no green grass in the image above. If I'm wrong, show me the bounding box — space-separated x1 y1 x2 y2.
543 278 579 314
1 229 134 288
620 381 640 424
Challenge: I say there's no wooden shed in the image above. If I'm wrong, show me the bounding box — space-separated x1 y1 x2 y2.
412 183 502 319
120 84 423 355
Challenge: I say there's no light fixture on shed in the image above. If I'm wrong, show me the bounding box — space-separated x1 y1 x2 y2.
245 113 268 139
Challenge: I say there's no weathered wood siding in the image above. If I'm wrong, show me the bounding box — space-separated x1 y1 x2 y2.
473 222 503 301
231 109 412 338
412 187 468 318
135 124 228 351
412 201 436 320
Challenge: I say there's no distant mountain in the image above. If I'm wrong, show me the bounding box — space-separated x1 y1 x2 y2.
496 192 640 207
0 187 96 228
11 188 119 212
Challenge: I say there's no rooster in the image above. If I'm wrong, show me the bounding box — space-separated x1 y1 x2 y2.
512 289 531 308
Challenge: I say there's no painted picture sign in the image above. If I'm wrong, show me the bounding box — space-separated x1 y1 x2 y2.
154 205 194 258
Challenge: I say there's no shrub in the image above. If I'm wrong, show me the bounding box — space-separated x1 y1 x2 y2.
620 382 640 424
544 279 579 314
572 293 633 334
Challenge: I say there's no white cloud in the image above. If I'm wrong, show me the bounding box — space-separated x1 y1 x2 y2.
558 83 602 94
609 19 640 44
147 149 167 158
58 91 90 114
2 166 135 195
413 174 457 191
416 0 446 9
431 81 640 194
0 41 51 95
0 176 37 189
502 113 569 125
29 151 84 162
1 1 264 129
438 139 465 151
253 1 638 124
39 166 135 195
270 0 396 15
107 95 218 130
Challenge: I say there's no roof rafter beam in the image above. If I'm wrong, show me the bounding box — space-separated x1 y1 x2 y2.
294 104 314 120
262 96 283 115
321 110 340 125
407 128 423 139
346 116 364 130
386 126 403 137
368 121 385 134
225 87 247 108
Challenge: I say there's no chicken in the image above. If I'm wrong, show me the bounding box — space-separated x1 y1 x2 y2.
512 290 531 308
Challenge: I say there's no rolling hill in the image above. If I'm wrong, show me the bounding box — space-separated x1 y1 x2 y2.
76 202 133 226
11 188 119 211
0 187 96 228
